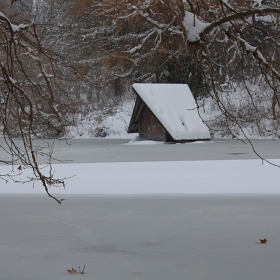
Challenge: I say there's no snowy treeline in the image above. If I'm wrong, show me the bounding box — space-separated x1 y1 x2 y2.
49 0 280 139
1 0 280 140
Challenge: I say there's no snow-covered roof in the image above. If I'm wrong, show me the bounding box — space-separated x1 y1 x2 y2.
132 83 210 141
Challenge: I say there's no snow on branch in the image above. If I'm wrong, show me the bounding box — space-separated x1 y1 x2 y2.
125 28 157 54
117 11 137 19
203 7 280 38
0 11 34 35
137 10 176 30
183 11 210 42
224 32 280 82
252 0 263 8
183 7 280 42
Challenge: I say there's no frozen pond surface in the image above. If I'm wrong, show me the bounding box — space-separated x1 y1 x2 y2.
0 138 280 164
1 194 280 280
1 138 280 280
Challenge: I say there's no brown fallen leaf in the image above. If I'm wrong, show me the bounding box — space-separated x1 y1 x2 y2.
17 165 22 171
67 265 85 275
259 238 267 244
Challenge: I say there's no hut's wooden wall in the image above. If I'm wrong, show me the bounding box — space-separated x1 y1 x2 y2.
138 105 166 141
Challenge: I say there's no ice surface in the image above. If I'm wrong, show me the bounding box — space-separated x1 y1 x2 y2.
1 195 280 280
132 83 210 141
125 136 164 145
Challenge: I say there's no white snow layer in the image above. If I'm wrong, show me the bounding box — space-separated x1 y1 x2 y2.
253 0 263 7
182 12 210 42
132 83 210 141
67 100 137 139
1 159 280 195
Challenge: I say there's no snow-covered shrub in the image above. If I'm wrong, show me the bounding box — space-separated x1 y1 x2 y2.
200 83 280 140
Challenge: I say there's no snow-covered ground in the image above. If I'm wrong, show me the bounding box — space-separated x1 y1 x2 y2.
198 85 280 140
66 100 137 139
1 159 280 195
65 85 280 141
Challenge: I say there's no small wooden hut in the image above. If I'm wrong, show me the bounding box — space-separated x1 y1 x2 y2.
127 83 210 142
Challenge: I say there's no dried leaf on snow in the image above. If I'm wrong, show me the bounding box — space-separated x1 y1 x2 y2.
259 238 267 244
67 266 85 275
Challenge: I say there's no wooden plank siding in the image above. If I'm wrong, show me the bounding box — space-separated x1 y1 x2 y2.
128 95 168 141
138 105 166 141
127 96 144 133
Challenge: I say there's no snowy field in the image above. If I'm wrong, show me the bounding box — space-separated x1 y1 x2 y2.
1 159 280 195
1 138 280 280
